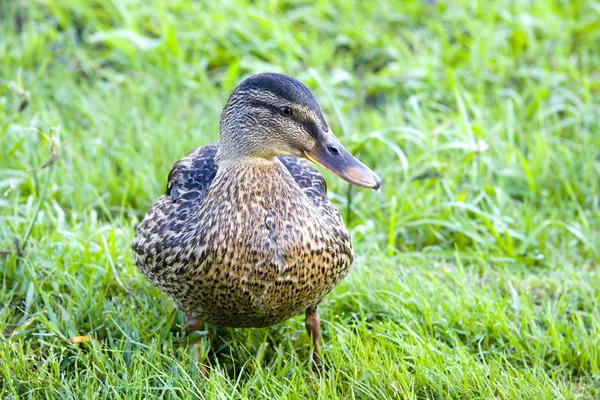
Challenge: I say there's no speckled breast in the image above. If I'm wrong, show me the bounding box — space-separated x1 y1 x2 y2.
137 161 353 328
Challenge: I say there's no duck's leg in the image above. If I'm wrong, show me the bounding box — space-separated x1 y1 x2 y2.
305 305 323 375
184 315 210 363
184 314 205 335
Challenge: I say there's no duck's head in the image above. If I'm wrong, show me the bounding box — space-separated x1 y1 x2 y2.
218 72 381 190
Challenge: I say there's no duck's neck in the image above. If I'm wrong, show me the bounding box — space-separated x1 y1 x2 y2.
215 153 276 167
208 157 300 204
216 119 280 163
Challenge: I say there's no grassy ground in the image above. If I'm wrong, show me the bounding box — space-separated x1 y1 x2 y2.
1 0 599 398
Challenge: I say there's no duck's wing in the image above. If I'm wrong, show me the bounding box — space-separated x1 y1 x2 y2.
132 142 218 268
164 142 219 204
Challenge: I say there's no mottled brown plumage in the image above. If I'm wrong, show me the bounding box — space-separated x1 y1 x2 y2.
133 143 351 327
132 73 380 373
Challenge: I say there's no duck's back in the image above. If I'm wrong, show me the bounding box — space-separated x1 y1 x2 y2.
132 141 353 327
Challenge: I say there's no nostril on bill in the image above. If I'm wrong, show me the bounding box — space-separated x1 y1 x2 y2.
327 145 340 155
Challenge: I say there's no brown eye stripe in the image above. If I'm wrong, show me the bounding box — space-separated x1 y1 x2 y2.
248 100 285 116
301 118 321 139
249 100 321 138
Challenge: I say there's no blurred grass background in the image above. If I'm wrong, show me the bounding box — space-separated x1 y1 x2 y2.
1 0 599 398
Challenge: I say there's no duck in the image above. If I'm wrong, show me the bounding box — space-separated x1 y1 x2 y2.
131 72 381 373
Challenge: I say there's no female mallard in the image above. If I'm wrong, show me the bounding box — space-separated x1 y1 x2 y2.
132 73 380 372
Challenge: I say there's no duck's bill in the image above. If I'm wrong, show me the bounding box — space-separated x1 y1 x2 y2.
302 133 381 190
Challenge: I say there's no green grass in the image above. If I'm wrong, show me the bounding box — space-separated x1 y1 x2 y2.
1 0 599 398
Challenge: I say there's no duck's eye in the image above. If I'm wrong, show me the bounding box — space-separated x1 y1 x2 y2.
279 106 293 116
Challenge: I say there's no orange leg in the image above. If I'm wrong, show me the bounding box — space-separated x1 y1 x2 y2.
184 314 205 335
184 314 210 370
305 306 323 375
